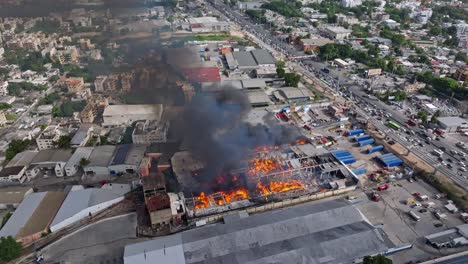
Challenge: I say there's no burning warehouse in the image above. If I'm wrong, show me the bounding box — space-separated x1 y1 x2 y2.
171 143 358 218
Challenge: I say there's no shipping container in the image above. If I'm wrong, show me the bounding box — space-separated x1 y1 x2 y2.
358 139 375 147
367 145 384 154
352 168 367 175
347 129 364 136
355 135 371 142
340 157 356 164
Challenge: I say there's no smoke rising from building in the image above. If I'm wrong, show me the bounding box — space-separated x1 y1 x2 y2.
177 86 302 188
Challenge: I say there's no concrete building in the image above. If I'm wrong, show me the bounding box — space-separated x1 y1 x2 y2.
26 149 73 178
36 126 62 150
0 166 27 184
438 116 468 132
70 124 93 148
0 81 8 96
0 111 7 126
237 1 265 10
231 49 276 71
454 68 468 83
49 185 130 233
0 186 33 209
132 120 168 144
51 46 79 64
246 90 271 107
102 104 164 127
108 144 147 175
58 77 85 94
341 0 362 7
320 26 352 40
0 192 66 244
94 75 107 92
273 87 312 103
65 147 94 176
84 145 116 176
124 199 393 264
187 17 230 33
300 38 334 51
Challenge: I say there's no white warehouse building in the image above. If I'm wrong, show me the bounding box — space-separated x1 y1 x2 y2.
65 147 94 176
49 184 131 232
102 104 163 127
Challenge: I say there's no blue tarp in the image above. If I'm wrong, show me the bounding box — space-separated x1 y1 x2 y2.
347 129 364 136
352 168 367 175
355 135 371 142
378 153 403 167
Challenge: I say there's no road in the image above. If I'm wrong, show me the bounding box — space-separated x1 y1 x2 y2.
206 0 468 190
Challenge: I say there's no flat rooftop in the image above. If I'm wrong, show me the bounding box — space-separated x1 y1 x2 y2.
103 104 163 120
87 145 116 167
124 199 393 264
0 186 33 205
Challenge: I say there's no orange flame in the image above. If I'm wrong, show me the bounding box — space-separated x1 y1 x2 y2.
257 179 305 195
248 158 281 175
193 187 249 210
194 192 209 209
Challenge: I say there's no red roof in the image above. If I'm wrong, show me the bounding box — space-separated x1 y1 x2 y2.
182 67 221 83
146 194 170 212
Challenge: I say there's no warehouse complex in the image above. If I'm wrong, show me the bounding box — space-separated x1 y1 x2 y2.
124 199 394 264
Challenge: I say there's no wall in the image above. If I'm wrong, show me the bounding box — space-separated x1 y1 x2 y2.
50 196 124 232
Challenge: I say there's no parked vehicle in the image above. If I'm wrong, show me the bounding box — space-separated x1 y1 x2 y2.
377 184 389 191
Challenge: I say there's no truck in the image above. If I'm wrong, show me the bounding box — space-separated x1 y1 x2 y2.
406 119 417 127
408 211 421 221
433 149 444 158
461 213 468 223
434 210 447 220
423 202 435 208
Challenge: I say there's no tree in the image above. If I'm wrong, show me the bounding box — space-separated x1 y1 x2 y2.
79 158 90 167
417 111 429 124
0 236 22 261
363 255 392 264
5 139 31 160
55 135 72 149
284 73 301 87
431 110 441 124
276 67 286 78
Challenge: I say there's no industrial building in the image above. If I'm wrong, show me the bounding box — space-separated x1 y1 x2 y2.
124 199 393 264
49 184 131 232
231 49 276 71
65 147 94 176
0 191 66 244
0 166 27 183
438 116 468 132
187 17 230 33
102 104 164 127
273 87 312 103
0 186 33 209
320 26 352 40
246 90 271 107
425 224 468 248
70 124 93 148
84 145 116 176
26 149 73 178
173 144 358 218
132 120 168 144
108 144 147 175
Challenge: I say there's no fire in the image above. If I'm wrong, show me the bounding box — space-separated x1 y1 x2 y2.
194 192 209 209
296 139 307 145
193 187 249 210
248 158 281 175
257 179 305 195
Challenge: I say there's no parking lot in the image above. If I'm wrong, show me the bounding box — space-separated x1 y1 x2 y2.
355 179 466 263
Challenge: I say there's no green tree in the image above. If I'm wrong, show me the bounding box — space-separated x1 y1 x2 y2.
284 73 301 87
55 135 72 149
276 67 286 78
417 111 429 124
0 236 22 261
431 110 441 124
5 139 31 160
363 255 392 264
79 158 90 167
0 103 11 111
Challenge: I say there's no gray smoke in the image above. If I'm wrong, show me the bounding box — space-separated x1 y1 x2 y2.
179 86 302 186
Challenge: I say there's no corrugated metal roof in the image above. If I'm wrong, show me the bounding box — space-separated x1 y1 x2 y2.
233 51 257 67
124 199 393 264
0 192 47 238
251 49 276 65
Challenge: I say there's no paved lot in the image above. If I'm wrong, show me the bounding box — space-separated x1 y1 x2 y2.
355 179 466 263
42 213 143 264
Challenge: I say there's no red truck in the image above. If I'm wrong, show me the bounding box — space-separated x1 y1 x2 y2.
377 184 390 191
407 119 417 127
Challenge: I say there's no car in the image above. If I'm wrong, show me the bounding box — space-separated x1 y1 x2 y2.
434 222 443 228
412 192 421 196
408 178 414 183
377 184 390 191
419 208 427 213
447 158 453 163
460 167 467 172
447 163 453 168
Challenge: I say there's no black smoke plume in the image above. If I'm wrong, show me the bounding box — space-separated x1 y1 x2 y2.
178 85 302 188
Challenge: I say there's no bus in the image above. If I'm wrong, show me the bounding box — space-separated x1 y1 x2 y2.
433 149 444 158
387 121 400 130
408 211 421 221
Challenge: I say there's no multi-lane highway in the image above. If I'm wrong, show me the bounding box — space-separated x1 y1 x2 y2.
206 0 468 190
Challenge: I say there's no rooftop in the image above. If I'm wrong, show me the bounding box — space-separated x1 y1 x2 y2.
275 87 311 100
0 186 33 205
103 104 164 120
6 151 38 167
124 199 393 264
251 49 276 65
438 116 468 127
65 147 94 168
31 149 73 164
241 79 267 89
87 145 117 167
0 166 25 177
246 90 271 105
233 51 257 67
70 124 93 146
51 187 129 228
